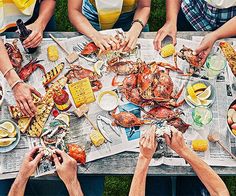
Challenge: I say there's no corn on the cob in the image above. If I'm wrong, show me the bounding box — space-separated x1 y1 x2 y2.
160 44 175 58
90 129 105 147
42 62 64 86
192 139 208 152
47 45 59 62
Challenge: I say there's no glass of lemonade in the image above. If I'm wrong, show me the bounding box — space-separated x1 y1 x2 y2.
205 54 226 79
192 106 213 128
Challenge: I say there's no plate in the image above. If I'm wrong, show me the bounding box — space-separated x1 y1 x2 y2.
0 81 4 106
185 81 216 108
227 99 236 138
0 119 21 153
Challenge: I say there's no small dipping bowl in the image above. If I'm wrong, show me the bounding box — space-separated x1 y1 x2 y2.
98 91 119 111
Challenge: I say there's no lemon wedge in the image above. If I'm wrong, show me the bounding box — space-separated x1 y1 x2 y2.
187 95 201 106
232 129 236 136
8 130 17 138
55 113 70 127
197 86 211 100
192 83 207 92
93 60 103 76
0 137 16 147
0 128 9 138
187 85 197 99
0 121 15 133
200 99 213 106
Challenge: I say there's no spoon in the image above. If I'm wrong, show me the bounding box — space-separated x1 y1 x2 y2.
208 133 236 160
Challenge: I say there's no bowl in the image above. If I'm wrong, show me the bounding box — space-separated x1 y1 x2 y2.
0 120 21 153
97 90 119 111
0 81 4 106
185 81 216 108
227 99 236 138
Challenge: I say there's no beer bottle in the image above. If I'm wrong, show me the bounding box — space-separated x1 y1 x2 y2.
16 19 37 54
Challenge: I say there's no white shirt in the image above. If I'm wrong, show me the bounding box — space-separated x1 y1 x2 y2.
205 0 236 8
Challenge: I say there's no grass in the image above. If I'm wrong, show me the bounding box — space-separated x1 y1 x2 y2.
55 1 236 195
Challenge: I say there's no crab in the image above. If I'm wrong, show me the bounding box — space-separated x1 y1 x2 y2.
113 61 185 107
5 39 23 70
175 45 204 76
167 118 190 133
144 106 190 133
107 57 143 75
41 125 68 150
18 59 46 81
65 64 103 91
111 111 149 128
144 106 184 121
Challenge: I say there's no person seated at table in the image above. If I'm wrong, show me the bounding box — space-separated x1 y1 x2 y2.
0 147 104 196
0 0 56 117
129 127 229 196
68 0 151 52
154 0 236 63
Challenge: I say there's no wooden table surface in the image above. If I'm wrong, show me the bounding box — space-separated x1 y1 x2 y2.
3 31 236 176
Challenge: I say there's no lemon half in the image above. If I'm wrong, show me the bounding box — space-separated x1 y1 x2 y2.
0 121 15 133
55 113 70 127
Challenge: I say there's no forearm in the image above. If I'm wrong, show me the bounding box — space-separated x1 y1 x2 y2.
36 0 56 30
166 0 181 24
129 155 150 196
212 17 236 40
131 6 150 33
181 148 229 196
68 0 98 39
8 175 28 196
0 40 21 86
65 179 83 196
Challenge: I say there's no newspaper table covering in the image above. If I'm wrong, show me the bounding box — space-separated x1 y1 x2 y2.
0 30 236 178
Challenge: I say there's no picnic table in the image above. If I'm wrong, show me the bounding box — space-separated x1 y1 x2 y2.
1 31 236 178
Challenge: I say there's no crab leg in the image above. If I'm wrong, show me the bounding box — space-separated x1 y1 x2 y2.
158 62 184 74
172 85 184 99
112 75 122 86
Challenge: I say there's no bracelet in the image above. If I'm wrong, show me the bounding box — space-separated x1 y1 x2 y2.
10 79 24 90
3 67 14 77
131 19 145 29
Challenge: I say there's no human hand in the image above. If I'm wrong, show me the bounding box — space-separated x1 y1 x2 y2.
195 32 217 64
53 149 78 185
153 22 177 51
91 32 119 52
164 127 189 157
12 82 41 117
23 21 44 48
122 25 141 52
139 126 157 161
18 147 44 181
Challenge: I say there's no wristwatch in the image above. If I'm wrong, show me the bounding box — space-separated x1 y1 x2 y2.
131 19 145 29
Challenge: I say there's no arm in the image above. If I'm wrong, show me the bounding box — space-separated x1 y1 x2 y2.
8 147 44 196
24 0 56 48
123 0 151 51
164 129 229 196
153 0 181 50
129 126 157 196
0 39 39 117
53 150 83 196
68 0 118 51
195 16 236 63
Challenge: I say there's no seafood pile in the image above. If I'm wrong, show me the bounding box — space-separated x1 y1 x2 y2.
106 58 190 133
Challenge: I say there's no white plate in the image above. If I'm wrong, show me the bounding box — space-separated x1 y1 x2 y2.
227 99 236 138
0 120 21 153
